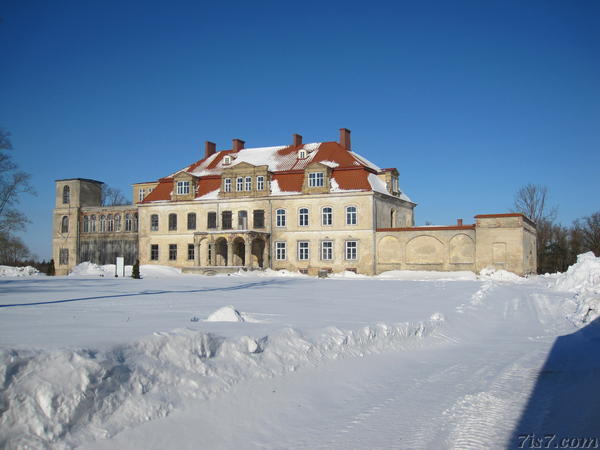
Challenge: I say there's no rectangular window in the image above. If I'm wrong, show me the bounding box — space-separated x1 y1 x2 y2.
238 210 248 229
187 244 195 261
346 206 357 225
298 241 309 261
308 172 324 187
207 212 217 229
253 210 265 228
321 241 333 260
59 248 69 265
322 207 333 226
245 176 252 191
169 244 177 261
176 180 190 195
275 242 286 260
236 177 243 191
256 176 264 190
299 208 309 226
150 244 159 261
224 178 232 192
222 211 232 229
138 188 145 202
276 209 286 227
168 214 177 231
150 214 159 231
345 241 358 260
187 213 196 230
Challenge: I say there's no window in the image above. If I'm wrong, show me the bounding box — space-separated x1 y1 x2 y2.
207 212 217 229
322 207 333 226
393 177 399 193
299 208 309 226
59 248 69 265
90 215 97 232
133 213 138 231
188 244 195 261
224 178 232 192
150 244 159 260
168 213 177 231
125 213 132 231
298 241 309 260
176 180 190 195
115 214 121 232
62 186 70 204
99 215 106 232
138 188 145 202
238 210 248 229
187 212 196 230
298 149 307 159
276 209 286 227
308 172 324 187
390 209 396 228
83 216 89 233
222 211 232 229
223 155 231 165
236 177 243 191
275 242 286 260
253 210 265 228
61 216 69 233
256 176 264 190
245 176 252 191
346 206 357 225
345 241 358 260
321 241 333 260
169 244 177 261
107 214 114 232
150 214 159 231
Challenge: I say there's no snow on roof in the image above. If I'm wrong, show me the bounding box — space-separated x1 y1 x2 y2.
367 173 390 196
270 179 300 196
350 152 381 172
320 160 339 168
330 177 361 193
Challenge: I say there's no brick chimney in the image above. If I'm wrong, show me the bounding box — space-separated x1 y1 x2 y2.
293 133 302 147
339 128 351 151
457 218 463 226
205 141 216 159
232 138 245 152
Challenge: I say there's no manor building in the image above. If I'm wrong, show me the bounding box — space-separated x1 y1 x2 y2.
53 129 537 276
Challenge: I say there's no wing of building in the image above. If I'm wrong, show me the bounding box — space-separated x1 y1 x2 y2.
52 129 537 276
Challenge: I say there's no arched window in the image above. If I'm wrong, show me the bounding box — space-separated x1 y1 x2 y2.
187 212 196 230
150 214 159 231
83 216 89 233
125 213 132 231
299 208 309 226
61 216 69 233
322 207 333 226
391 209 396 227
345 206 357 225
90 215 97 232
168 213 177 231
99 215 106 232
114 214 121 232
276 209 286 227
62 185 70 204
107 214 114 232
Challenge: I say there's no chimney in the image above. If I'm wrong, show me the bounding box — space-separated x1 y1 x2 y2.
204 141 216 159
232 138 245 152
457 218 463 226
339 128 351 151
293 133 302 147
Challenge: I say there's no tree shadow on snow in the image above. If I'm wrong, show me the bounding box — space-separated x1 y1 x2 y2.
0 279 293 308
508 317 600 449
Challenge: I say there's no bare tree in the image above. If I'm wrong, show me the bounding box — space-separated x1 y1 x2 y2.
512 183 556 224
574 211 600 256
101 185 129 206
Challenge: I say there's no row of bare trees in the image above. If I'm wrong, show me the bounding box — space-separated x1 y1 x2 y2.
513 184 600 274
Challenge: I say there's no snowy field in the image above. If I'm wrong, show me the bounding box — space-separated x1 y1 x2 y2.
1 255 599 449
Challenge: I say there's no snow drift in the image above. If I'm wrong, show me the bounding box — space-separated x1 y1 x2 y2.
0 265 40 277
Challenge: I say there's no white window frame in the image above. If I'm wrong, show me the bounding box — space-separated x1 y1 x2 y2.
245 176 252 191
345 240 358 260
298 149 307 159
321 240 333 260
223 156 231 165
322 206 333 226
236 177 243 191
298 241 310 261
176 180 190 195
256 176 264 190
276 209 286 227
224 178 232 192
275 241 287 260
150 214 159 231
138 188 145 202
308 172 324 187
346 206 358 225
298 207 309 227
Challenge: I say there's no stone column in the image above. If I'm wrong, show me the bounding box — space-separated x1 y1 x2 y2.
245 237 252 269
227 240 234 267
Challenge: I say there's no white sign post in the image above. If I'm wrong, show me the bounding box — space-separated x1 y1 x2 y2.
116 257 125 278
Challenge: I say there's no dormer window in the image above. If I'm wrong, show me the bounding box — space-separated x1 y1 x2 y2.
223 156 232 165
176 180 190 195
308 172 324 187
392 177 399 193
298 149 307 159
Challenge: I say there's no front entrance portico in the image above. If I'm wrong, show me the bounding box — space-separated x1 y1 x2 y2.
192 230 270 271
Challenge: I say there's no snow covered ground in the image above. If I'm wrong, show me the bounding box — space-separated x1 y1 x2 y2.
1 255 599 449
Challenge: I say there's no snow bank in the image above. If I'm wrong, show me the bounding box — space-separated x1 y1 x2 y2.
552 252 600 324
0 265 40 277
68 262 182 278
0 318 444 447
479 267 524 283
376 270 477 281
205 306 245 322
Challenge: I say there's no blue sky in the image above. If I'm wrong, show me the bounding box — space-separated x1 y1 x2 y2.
1 0 599 260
